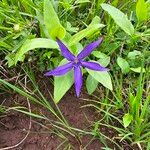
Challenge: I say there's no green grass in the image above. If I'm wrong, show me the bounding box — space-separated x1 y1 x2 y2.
82 69 150 148
0 0 150 149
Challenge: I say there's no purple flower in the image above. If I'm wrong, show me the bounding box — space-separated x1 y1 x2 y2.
44 37 109 97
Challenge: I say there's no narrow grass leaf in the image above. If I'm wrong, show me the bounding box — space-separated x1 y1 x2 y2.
0 41 11 49
140 95 150 119
0 79 43 106
13 108 46 119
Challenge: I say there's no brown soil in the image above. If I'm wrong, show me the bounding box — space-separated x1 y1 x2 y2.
0 77 135 150
0 88 113 150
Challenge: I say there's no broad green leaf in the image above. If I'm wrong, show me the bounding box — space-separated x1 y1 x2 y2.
60 1 72 10
36 10 50 38
75 0 90 4
44 0 66 39
92 51 110 67
98 56 110 67
86 63 112 91
130 67 146 73
127 50 142 59
136 0 148 22
92 51 107 58
68 16 105 46
86 75 98 95
92 52 110 67
54 59 73 103
6 53 24 67
101 3 134 35
66 22 79 33
117 57 130 74
106 42 120 55
15 38 58 64
123 113 133 128
147 0 150 18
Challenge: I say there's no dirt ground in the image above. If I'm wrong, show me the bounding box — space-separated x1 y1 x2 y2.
0 76 136 150
0 87 114 150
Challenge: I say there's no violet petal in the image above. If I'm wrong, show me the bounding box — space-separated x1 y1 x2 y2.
44 62 73 76
77 37 103 60
81 61 108 71
56 38 75 61
74 66 82 97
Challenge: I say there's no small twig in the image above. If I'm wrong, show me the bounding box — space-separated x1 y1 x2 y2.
0 70 8 79
1 98 7 105
5 76 20 82
119 41 125 56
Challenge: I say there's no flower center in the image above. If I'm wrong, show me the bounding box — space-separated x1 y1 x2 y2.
74 58 79 64
73 58 81 68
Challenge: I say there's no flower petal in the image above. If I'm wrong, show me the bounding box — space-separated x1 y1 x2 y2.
77 37 103 60
56 38 75 61
74 66 82 97
44 62 73 76
81 61 109 71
